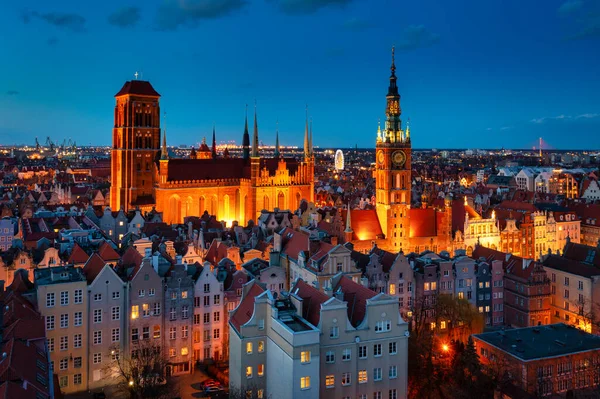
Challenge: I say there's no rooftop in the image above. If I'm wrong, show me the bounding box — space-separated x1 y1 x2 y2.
34 265 86 286
473 323 600 361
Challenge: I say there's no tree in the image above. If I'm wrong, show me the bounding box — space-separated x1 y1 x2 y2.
106 340 179 399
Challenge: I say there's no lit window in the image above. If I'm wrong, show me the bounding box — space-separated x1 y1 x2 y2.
301 351 311 363
181 347 188 356
258 364 264 377
246 342 253 354
342 372 351 386
131 305 139 319
358 370 368 384
246 366 253 378
258 341 264 353
325 375 335 388
389 284 396 295
300 376 310 389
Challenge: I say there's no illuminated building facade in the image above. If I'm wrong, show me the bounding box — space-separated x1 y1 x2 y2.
110 80 314 225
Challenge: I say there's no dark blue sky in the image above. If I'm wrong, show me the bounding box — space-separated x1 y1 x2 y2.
1 0 599 149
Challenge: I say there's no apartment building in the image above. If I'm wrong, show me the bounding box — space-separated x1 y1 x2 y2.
474 324 600 396
543 241 600 334
164 264 194 375
84 261 127 389
193 262 226 362
35 265 89 394
229 275 409 399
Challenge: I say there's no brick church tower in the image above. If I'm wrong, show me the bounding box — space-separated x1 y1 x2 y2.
110 80 161 211
375 47 412 252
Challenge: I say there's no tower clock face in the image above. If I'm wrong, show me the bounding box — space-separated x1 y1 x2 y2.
377 151 384 165
392 150 406 167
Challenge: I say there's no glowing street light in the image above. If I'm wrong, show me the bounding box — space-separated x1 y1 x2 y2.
442 344 449 353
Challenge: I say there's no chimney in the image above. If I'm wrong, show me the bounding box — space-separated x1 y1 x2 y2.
144 247 152 259
176 255 183 265
269 251 281 267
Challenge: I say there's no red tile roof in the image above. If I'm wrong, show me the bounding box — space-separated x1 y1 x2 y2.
98 241 120 262
341 209 383 241
292 279 330 327
334 275 377 327
409 208 437 237
7 271 33 294
82 253 106 283
68 243 89 264
114 80 160 97
279 227 309 261
120 246 143 268
167 158 249 181
562 241 600 268
230 282 265 332
0 339 49 398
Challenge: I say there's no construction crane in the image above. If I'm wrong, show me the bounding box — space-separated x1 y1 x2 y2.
45 136 55 151
35 137 41 150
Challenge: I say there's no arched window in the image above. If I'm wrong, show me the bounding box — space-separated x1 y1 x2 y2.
277 192 285 209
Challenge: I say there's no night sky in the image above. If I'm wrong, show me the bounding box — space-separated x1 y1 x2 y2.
1 0 599 149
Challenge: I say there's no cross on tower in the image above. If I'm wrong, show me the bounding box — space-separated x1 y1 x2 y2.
134 71 139 80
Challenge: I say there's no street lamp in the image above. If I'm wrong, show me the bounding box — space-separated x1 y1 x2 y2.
442 344 449 353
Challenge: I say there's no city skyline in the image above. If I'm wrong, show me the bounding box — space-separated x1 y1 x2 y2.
1 0 600 149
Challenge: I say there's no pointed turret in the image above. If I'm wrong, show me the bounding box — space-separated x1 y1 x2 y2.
274 121 281 158
161 128 168 160
251 102 259 157
304 106 310 159
377 118 382 142
211 125 217 159
344 202 353 243
242 105 250 160
388 45 398 97
309 118 313 156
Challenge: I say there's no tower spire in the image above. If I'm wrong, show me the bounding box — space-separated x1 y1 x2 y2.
387 45 398 97
211 124 217 158
242 104 250 160
161 128 168 160
345 202 353 233
251 101 259 157
304 105 310 159
274 120 280 158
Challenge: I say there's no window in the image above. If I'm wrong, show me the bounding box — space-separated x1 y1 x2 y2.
93 353 102 364
204 296 210 306
374 367 382 381
131 328 139 341
154 325 161 339
74 289 82 304
213 311 220 322
60 291 69 306
325 351 335 363
131 305 139 319
182 325 189 339
169 307 177 320
48 338 54 352
74 334 82 348
46 293 55 308
374 343 382 357
301 351 311 363
153 302 161 315
169 348 176 357
60 358 68 370
93 330 102 345
73 311 82 326
46 315 55 330
579 281 584 290
204 330 210 342
112 328 120 342
60 336 68 351
330 326 339 338
342 348 351 361
246 366 253 378
389 365 397 379
214 294 220 305
389 389 397 399
358 370 368 384
258 389 264 399
74 374 82 385
374 392 382 399
143 303 150 317
142 327 150 340
171 291 177 300
169 327 176 340
139 289 145 297
149 288 155 296
112 291 120 300
300 376 311 389
182 305 189 319
246 342 253 354
182 291 188 299
204 283 210 293
326 375 335 388
74 356 82 368
258 319 265 330
359 345 367 359
258 364 264 377
60 313 68 328
194 314 201 325
181 347 189 356
342 372 351 386
389 284 396 295
94 293 102 301
93 309 102 323
213 328 220 339
375 320 391 332
204 313 210 324
258 340 265 353
59 376 68 388
112 306 120 320
565 277 570 286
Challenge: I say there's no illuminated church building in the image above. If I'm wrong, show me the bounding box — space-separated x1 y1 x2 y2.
110 80 314 225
